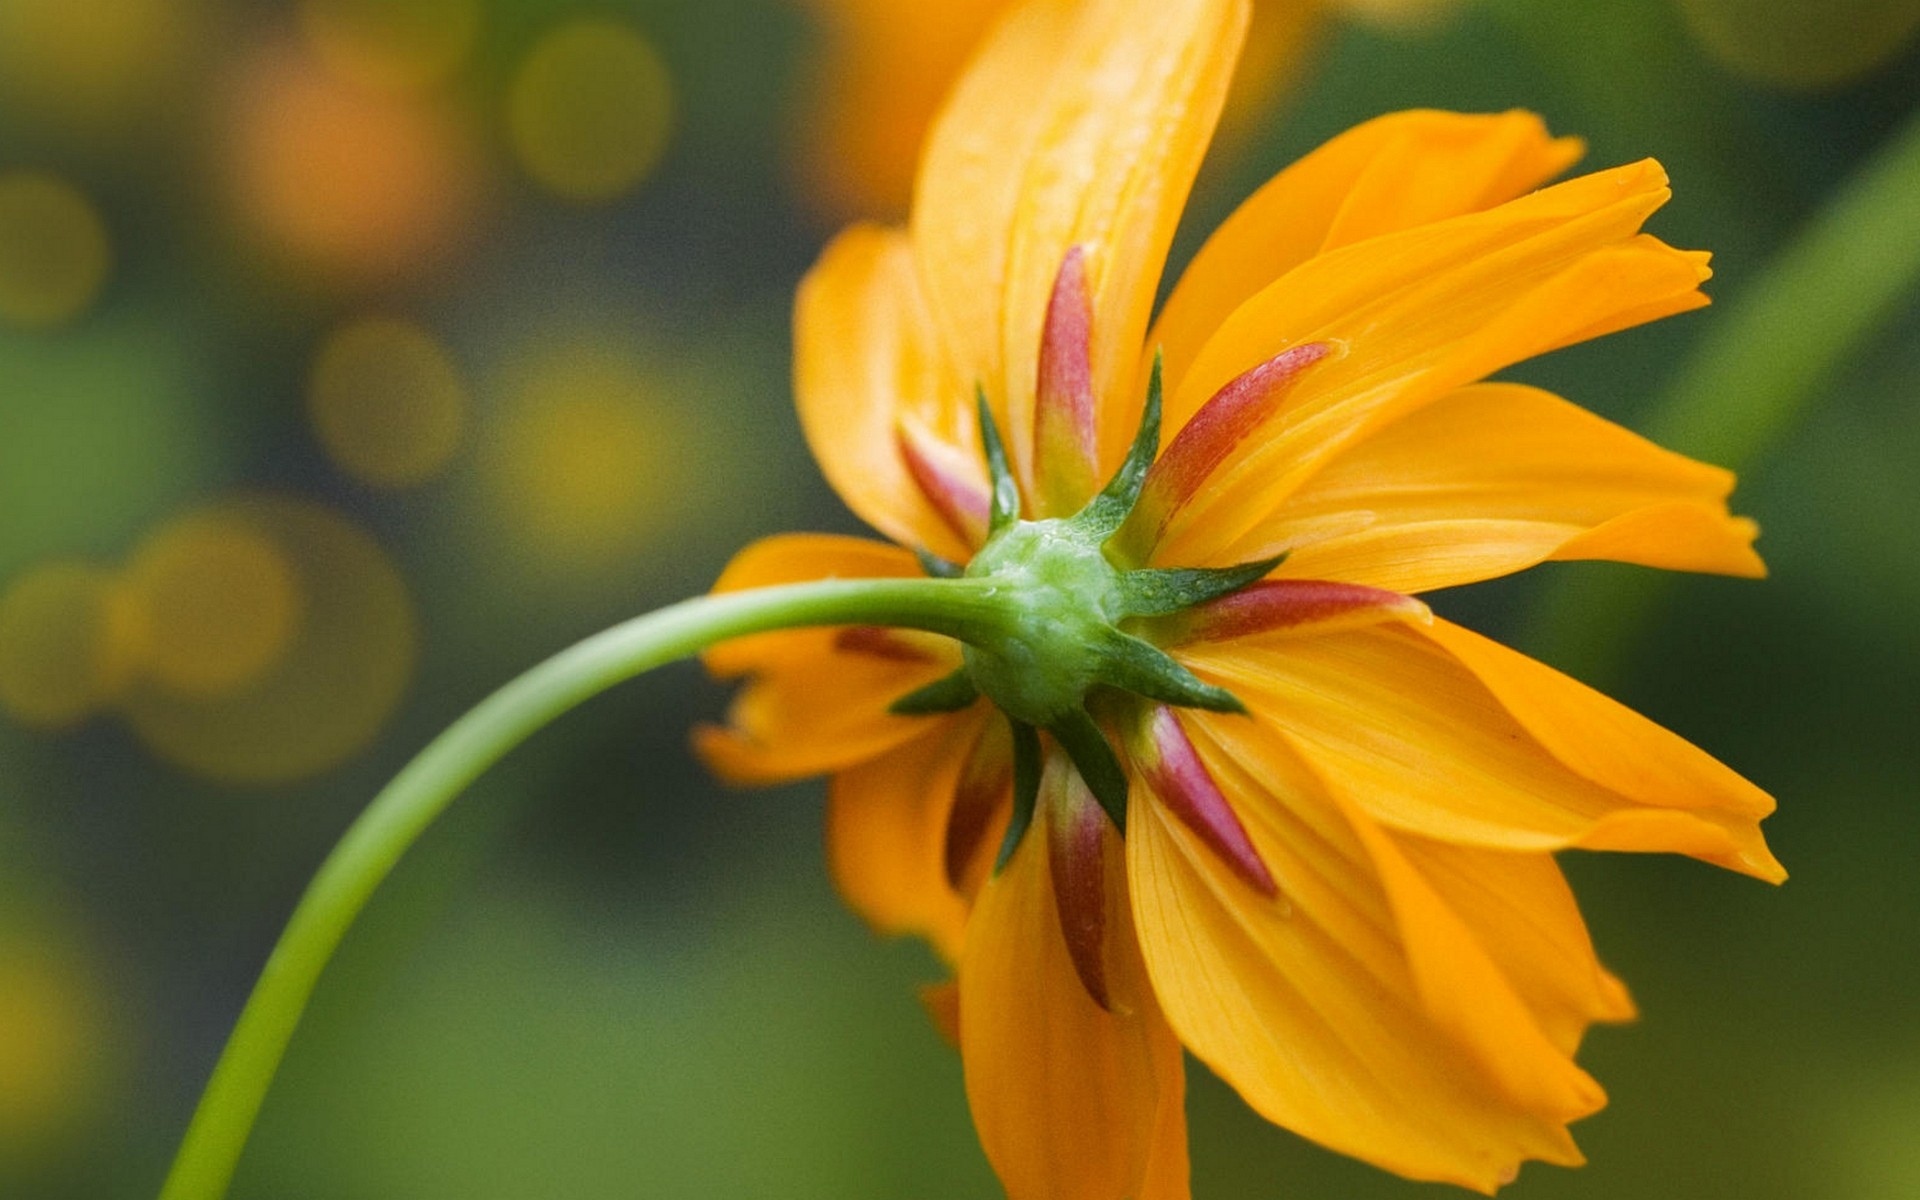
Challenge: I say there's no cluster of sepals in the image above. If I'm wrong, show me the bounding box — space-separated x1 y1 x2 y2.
898 363 1274 853
865 251 1354 1008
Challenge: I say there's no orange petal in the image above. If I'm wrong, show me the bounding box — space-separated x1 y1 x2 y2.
1341 796 1609 1121
1152 109 1583 406
912 0 1248 484
704 533 923 678
826 711 992 963
696 534 962 784
961 814 1188 1200
1129 718 1591 1190
1179 620 1782 881
790 0 1011 221
1392 835 1635 1055
795 225 979 561
1247 381 1762 593
1418 618 1784 880
1156 163 1711 564
920 979 962 1048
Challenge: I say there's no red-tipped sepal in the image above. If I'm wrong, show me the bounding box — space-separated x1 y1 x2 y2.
1116 342 1329 561
1165 578 1430 646
1131 705 1277 898
832 625 948 663
1033 247 1101 515
946 720 1012 894
897 416 991 549
1044 752 1117 1009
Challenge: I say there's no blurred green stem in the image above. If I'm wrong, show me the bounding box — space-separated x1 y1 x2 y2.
157 575 1011 1200
1526 103 1920 681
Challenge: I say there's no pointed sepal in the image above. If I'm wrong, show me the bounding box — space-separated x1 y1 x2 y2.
1032 246 1099 515
994 718 1043 872
976 388 1021 534
1112 342 1329 562
946 721 1012 889
1093 627 1245 714
1161 578 1431 645
1069 351 1162 540
897 417 991 548
914 546 965 579
1045 758 1114 1009
1116 552 1287 617
1130 705 1277 898
888 668 980 715
1046 707 1129 833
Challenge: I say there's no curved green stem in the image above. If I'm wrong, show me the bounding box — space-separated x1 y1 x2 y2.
158 576 1010 1200
1526 103 1920 682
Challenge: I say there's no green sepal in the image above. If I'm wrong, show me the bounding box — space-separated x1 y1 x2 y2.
1071 351 1162 539
888 668 979 715
1048 707 1129 833
976 388 1021 534
1116 552 1287 617
914 547 965 579
1094 627 1245 713
994 719 1043 873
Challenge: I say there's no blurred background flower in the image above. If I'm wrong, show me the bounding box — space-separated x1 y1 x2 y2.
0 0 1916 1197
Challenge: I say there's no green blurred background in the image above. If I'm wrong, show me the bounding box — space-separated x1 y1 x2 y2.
2 0 1917 1196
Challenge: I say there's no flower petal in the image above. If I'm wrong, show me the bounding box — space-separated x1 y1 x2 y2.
1390 835 1636 1055
961 814 1188 1200
1179 620 1782 880
1418 618 1784 879
1253 381 1762 593
1153 109 1584 403
791 0 1011 220
1341 797 1609 1121
912 0 1248 483
696 534 962 784
826 710 994 963
1157 163 1711 564
796 225 979 561
1129 718 1590 1191
703 533 924 677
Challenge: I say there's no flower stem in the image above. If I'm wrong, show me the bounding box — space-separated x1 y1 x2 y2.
1525 102 1920 683
157 575 1008 1200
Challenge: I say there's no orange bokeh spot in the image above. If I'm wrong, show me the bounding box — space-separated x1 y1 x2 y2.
225 45 476 281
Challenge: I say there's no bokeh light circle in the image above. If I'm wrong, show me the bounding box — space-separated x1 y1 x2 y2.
121 511 303 699
0 932 113 1155
0 171 111 330
1678 0 1920 89
506 19 673 203
0 0 196 131
485 346 681 568
0 561 129 731
227 47 475 282
118 496 417 785
300 0 480 93
310 316 468 488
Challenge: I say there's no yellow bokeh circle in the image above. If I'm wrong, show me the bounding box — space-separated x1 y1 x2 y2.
300 0 480 93
1678 0 1920 89
0 561 129 731
0 0 195 131
117 496 416 785
0 933 113 1154
507 19 673 203
309 316 467 487
0 171 111 329
487 347 679 567
120 511 304 700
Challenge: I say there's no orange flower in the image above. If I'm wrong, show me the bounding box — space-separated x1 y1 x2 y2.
790 0 1330 220
704 0 1782 1194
